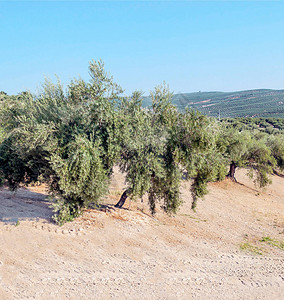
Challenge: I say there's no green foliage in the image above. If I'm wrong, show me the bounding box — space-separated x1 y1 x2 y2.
221 117 284 133
265 134 284 171
218 118 283 188
245 138 275 188
240 242 263 255
51 197 82 226
0 137 27 190
173 110 226 208
0 134 47 190
0 61 282 224
118 84 182 214
118 88 226 212
260 236 284 250
0 60 123 224
49 135 109 213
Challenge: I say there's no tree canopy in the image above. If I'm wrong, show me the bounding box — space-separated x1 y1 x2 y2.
0 60 283 224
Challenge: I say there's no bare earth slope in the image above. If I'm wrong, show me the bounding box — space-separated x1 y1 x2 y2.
0 169 283 299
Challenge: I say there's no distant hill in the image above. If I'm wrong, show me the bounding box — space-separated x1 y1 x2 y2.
143 89 284 118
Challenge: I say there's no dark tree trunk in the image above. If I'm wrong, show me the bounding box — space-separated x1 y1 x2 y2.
191 195 197 210
115 189 131 208
227 161 237 182
148 191 156 215
273 169 284 178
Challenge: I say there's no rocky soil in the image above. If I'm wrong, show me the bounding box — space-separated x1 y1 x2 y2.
0 169 283 299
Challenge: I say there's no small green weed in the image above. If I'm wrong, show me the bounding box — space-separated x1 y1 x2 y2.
260 236 284 250
15 220 20 226
179 213 207 222
240 242 263 255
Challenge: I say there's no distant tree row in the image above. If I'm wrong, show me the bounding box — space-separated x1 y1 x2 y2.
221 117 284 132
0 61 283 224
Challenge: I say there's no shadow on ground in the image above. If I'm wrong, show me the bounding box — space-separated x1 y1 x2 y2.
0 187 53 224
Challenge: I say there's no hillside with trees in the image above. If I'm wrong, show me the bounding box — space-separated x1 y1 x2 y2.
144 89 284 118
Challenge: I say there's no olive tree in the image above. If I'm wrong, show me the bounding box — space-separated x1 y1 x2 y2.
115 85 226 212
220 127 277 188
115 85 182 214
0 60 124 224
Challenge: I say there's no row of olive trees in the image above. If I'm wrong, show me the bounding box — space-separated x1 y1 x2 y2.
0 61 283 224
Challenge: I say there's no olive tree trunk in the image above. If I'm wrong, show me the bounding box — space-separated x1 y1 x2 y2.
227 161 237 182
115 189 131 208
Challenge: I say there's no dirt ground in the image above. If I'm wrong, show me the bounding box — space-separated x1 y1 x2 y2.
0 168 283 299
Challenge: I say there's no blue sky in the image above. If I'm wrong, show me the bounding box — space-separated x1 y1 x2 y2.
1 1 284 95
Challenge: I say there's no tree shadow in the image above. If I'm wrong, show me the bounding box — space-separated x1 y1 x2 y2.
234 181 260 193
273 170 284 178
0 187 54 224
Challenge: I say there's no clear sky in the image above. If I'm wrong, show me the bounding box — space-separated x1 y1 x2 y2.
1 1 284 95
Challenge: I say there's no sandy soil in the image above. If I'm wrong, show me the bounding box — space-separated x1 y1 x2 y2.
0 169 283 299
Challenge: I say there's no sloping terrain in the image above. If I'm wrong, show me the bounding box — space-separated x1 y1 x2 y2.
0 169 283 299
144 89 284 118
